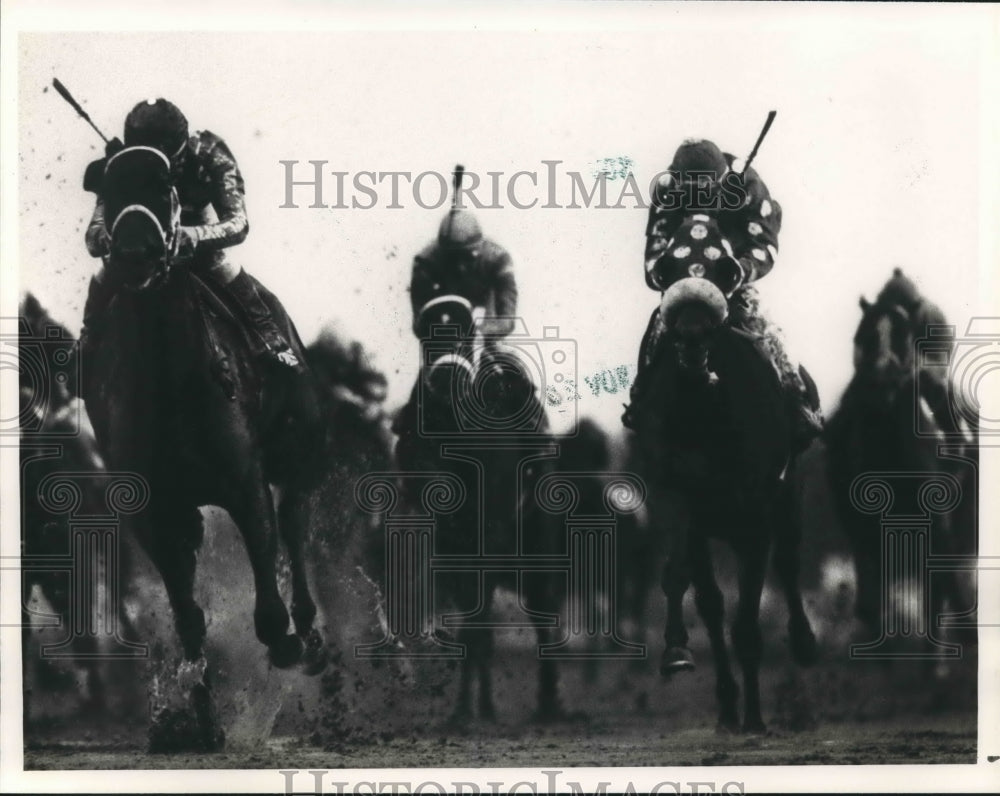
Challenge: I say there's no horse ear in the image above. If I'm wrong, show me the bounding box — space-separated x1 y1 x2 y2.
859 296 871 312
893 267 903 277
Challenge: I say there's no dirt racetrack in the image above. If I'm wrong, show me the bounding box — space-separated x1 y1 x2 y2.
24 632 978 769
21 445 979 771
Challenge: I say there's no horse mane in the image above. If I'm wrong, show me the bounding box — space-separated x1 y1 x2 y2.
19 292 72 341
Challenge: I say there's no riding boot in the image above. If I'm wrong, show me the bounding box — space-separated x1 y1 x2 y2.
223 270 301 370
72 276 115 398
787 385 824 455
622 308 663 431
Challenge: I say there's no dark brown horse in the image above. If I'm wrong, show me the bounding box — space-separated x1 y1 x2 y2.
633 265 818 733
18 293 141 721
81 147 329 748
393 296 567 723
825 270 977 641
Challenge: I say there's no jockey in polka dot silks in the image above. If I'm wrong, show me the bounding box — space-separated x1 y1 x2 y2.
79 98 301 375
622 138 824 452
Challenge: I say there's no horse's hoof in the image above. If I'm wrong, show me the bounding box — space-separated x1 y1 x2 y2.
791 626 819 667
298 630 328 676
742 719 767 735
660 646 695 678
268 634 304 669
716 717 740 736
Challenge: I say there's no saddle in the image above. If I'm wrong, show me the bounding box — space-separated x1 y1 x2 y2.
189 273 308 403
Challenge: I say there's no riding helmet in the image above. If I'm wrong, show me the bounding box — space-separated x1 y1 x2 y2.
669 139 730 182
124 99 189 157
438 209 483 251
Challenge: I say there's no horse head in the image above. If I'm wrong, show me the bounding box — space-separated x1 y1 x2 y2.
650 215 744 384
415 295 541 435
102 146 179 292
417 294 477 405
852 293 915 408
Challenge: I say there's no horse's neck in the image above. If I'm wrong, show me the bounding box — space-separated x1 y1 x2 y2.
842 376 930 465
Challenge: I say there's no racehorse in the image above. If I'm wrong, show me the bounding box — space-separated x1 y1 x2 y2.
825 270 977 640
633 245 819 733
554 418 654 681
393 296 566 723
299 328 394 631
81 147 329 748
18 293 139 720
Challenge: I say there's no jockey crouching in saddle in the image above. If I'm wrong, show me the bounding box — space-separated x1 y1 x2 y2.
78 98 301 376
622 138 824 454
392 207 522 436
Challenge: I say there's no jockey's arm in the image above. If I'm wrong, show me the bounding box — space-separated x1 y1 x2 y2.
728 165 782 284
84 198 111 258
409 255 435 337
643 202 684 291
480 244 517 337
181 136 249 253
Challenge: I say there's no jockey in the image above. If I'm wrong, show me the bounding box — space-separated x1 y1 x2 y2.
391 208 518 434
622 138 824 452
79 98 300 370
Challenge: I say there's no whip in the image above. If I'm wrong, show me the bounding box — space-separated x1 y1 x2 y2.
740 110 777 176
52 78 111 145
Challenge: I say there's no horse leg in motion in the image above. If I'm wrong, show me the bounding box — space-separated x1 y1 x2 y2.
227 470 301 668
523 571 564 721
140 503 227 751
731 533 769 734
476 625 497 721
772 486 819 666
689 536 740 733
450 573 493 724
660 508 694 675
277 485 326 673
141 504 207 662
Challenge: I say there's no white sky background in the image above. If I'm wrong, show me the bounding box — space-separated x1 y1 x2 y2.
12 6 997 437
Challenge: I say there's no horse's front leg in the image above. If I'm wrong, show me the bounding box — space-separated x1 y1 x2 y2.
689 535 739 733
522 570 564 721
140 504 207 662
658 493 694 676
773 486 819 666
277 483 326 675
228 470 300 668
732 535 769 734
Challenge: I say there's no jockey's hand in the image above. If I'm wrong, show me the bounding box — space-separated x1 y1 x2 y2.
105 137 124 159
717 255 746 297
93 228 112 257
172 226 198 259
621 402 637 431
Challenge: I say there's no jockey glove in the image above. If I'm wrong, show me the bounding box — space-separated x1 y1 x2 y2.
172 226 198 259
